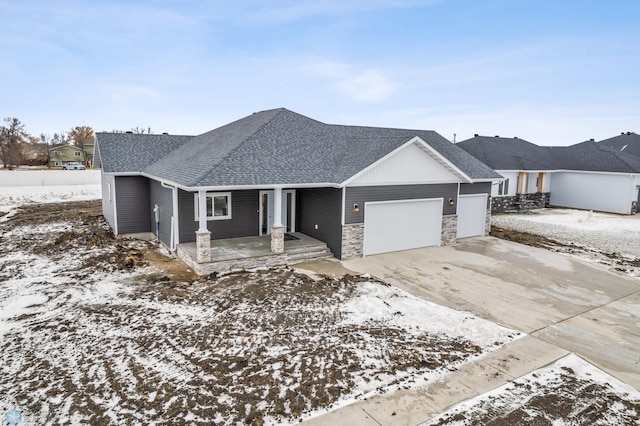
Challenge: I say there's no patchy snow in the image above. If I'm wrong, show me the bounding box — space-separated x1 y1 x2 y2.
423 353 640 425
0 200 521 424
0 184 101 221
493 209 640 258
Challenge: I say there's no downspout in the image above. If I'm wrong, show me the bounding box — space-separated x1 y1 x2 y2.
161 181 179 251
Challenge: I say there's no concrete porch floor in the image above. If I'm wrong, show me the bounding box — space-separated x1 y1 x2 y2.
177 232 332 274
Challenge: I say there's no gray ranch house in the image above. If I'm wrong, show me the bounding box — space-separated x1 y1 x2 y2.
458 135 640 215
96 108 500 274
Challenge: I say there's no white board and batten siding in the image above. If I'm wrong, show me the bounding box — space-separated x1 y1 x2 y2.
363 198 443 256
550 172 640 214
457 194 487 239
349 142 460 186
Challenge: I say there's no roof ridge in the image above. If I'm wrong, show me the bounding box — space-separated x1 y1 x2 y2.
191 108 287 186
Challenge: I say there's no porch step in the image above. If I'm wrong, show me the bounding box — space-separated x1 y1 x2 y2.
286 244 334 263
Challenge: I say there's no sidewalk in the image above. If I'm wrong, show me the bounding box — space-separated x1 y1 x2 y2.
304 336 568 425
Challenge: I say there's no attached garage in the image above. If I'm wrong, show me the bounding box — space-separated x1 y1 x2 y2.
457 194 487 238
363 198 443 256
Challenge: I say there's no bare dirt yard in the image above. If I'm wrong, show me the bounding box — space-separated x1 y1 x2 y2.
1 200 639 425
492 208 640 278
0 200 517 424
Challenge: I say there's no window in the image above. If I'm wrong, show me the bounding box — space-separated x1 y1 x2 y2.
54 161 62 167
53 151 60 157
497 179 509 196
74 151 81 157
194 192 232 221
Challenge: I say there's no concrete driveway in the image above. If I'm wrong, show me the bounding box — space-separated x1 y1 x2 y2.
298 236 640 425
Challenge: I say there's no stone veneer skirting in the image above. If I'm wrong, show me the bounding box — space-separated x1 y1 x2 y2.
341 223 364 260
440 214 457 246
485 209 492 235
491 192 550 212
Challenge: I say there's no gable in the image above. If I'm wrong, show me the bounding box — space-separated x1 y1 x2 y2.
347 141 464 186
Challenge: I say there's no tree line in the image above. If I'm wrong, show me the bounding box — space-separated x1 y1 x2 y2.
0 118 153 169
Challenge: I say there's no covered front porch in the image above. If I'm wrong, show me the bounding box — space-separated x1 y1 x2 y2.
177 232 333 275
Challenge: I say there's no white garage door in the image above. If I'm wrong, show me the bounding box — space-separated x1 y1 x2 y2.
363 198 443 256
457 194 487 239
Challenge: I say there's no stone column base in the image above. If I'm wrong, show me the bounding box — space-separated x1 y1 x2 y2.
441 215 457 246
271 225 284 253
341 223 364 260
196 230 211 263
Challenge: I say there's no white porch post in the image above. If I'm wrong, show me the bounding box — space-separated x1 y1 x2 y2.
271 187 284 253
196 190 211 263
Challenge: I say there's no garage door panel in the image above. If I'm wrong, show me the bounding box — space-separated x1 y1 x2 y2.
363 199 442 256
457 194 487 239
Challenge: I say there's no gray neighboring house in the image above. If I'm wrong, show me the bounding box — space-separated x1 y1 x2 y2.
456 135 555 211
457 135 640 215
599 132 640 159
96 108 501 274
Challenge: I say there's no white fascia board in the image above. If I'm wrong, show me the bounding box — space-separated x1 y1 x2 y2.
346 179 464 187
104 171 144 176
554 169 637 177
496 169 556 173
340 136 472 186
140 172 342 192
470 178 504 183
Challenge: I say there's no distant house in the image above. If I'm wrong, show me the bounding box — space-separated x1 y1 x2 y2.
456 136 554 211
49 145 86 168
96 108 501 274
599 132 640 159
457 135 640 215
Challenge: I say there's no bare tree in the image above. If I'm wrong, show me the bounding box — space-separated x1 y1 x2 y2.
0 118 27 169
110 126 154 134
69 125 95 146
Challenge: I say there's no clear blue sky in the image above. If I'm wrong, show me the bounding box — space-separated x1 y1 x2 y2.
2 0 639 145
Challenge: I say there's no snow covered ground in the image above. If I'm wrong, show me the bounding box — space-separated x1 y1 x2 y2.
424 354 640 425
0 192 519 424
0 184 101 222
492 208 640 258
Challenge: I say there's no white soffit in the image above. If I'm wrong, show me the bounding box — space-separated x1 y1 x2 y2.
348 141 462 186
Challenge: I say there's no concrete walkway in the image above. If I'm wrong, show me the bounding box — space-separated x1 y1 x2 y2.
296 236 640 425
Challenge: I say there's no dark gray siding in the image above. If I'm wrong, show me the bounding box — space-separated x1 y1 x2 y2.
101 172 116 232
178 189 259 242
459 182 491 195
459 182 492 209
345 184 457 224
296 188 342 259
115 176 151 234
149 180 174 246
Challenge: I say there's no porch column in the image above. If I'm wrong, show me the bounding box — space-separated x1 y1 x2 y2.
271 187 284 253
196 190 211 263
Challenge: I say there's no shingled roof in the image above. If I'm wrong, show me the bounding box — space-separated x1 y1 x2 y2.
548 141 640 173
97 108 501 188
598 132 640 159
456 135 557 171
457 134 640 174
96 133 193 173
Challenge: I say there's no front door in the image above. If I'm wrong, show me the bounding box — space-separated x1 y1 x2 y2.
259 190 296 235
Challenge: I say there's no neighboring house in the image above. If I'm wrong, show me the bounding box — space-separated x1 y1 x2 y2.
96 108 500 274
49 145 86 168
548 141 640 214
458 135 640 215
599 132 640 159
22 143 49 166
456 135 554 211
82 142 95 167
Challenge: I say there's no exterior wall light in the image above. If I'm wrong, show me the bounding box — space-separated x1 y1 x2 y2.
352 204 359 213
448 198 455 206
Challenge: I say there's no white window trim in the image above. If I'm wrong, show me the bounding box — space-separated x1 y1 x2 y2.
194 192 232 221
107 183 112 202
74 151 81 157
497 178 509 196
54 161 62 166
